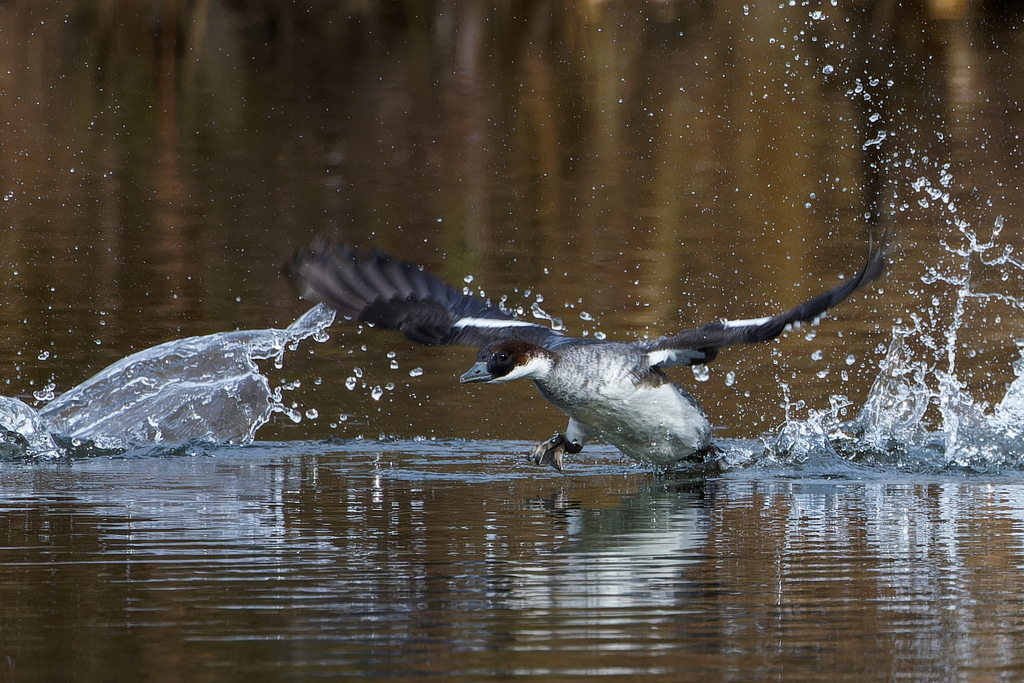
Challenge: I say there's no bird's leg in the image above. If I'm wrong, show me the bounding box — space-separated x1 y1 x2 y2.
529 432 583 472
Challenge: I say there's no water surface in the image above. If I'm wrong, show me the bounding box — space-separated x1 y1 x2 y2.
5 443 1024 682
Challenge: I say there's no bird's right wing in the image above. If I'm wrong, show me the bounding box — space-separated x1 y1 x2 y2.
283 243 563 347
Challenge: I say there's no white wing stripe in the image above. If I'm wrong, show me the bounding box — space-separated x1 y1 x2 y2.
721 315 773 329
647 348 707 367
453 317 543 329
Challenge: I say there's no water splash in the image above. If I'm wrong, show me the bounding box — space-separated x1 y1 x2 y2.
530 298 564 331
0 396 62 459
763 168 1024 472
850 330 931 452
764 390 848 468
4 305 335 458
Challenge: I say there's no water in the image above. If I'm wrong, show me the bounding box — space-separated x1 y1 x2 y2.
5 1 1024 680
34 304 335 451
5 445 1024 681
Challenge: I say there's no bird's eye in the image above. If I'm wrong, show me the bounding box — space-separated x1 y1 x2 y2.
496 351 509 362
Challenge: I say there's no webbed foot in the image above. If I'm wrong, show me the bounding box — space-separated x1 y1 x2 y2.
529 433 583 472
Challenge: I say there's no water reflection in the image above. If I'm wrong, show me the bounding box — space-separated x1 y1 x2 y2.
508 480 709 613
4 445 1024 680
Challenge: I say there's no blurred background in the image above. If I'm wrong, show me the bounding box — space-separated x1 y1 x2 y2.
8 4 1024 681
2 0 1023 442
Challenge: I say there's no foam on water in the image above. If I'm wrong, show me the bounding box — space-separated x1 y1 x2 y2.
0 304 335 458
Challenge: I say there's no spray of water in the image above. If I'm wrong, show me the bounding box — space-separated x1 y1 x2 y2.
764 166 1024 472
0 304 335 458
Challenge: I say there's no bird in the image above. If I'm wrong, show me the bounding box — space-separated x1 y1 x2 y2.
283 238 887 471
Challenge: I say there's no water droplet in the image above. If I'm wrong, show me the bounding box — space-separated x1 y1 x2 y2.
32 382 56 402
37 351 50 361
390 360 399 370
353 367 363 378
409 367 424 377
531 301 563 331
845 354 856 366
725 371 736 387
579 311 594 321
821 64 834 75
811 350 824 361
593 331 606 340
305 408 318 420
463 274 474 284
371 385 384 401
692 365 710 382
345 377 357 391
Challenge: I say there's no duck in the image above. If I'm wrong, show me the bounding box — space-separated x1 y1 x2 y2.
284 238 886 471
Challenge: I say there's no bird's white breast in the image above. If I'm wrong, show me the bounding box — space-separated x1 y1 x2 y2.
536 345 712 465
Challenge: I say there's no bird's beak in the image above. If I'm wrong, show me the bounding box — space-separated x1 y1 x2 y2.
460 361 493 384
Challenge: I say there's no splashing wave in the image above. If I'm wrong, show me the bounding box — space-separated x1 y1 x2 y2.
0 305 335 458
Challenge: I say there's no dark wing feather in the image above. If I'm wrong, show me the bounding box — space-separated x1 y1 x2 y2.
639 235 888 367
283 243 562 347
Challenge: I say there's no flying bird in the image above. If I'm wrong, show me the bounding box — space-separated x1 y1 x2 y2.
284 239 886 471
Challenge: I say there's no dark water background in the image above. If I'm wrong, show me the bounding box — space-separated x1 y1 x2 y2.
4 0 1024 680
